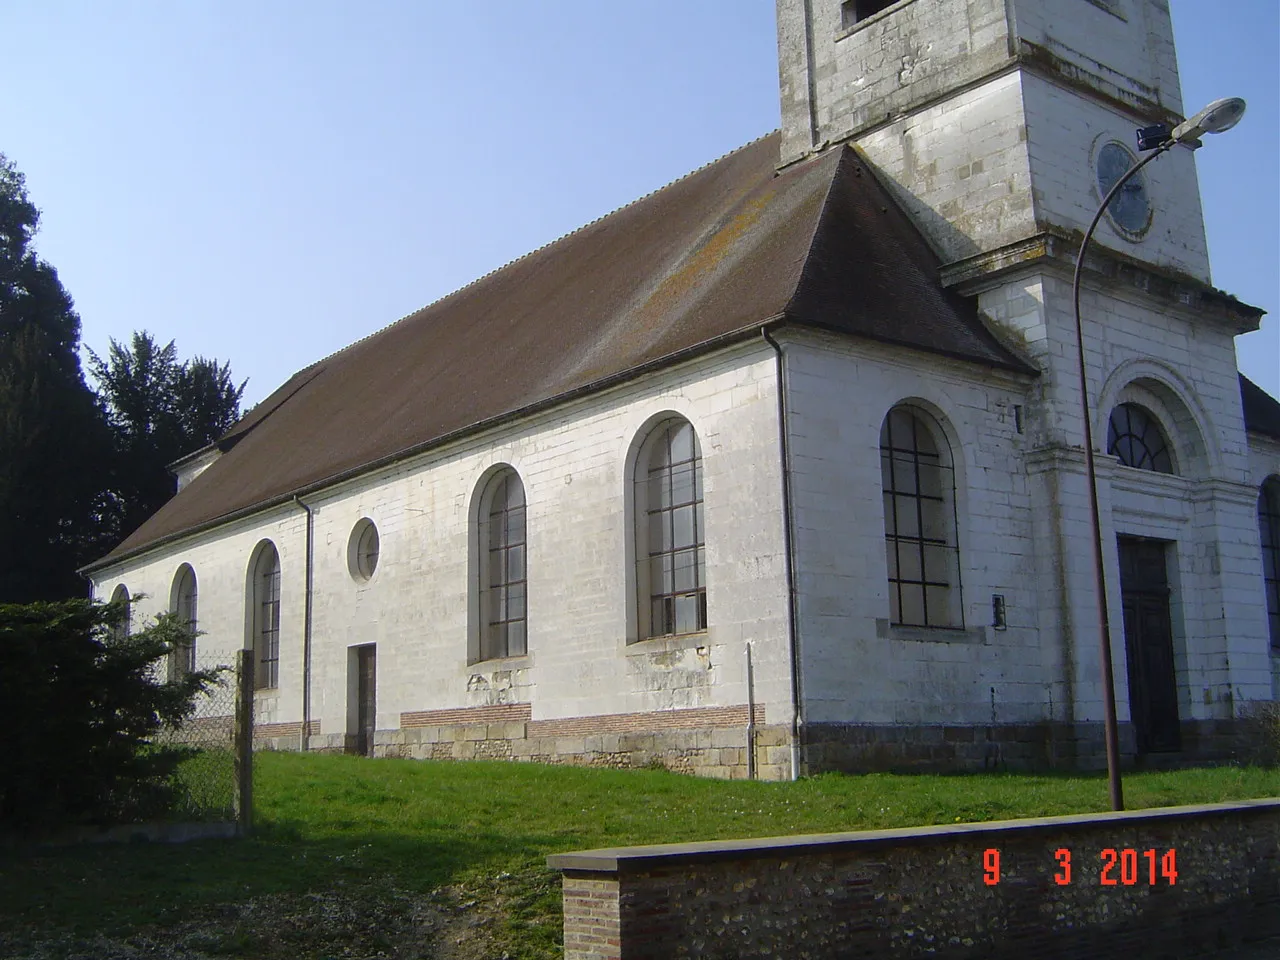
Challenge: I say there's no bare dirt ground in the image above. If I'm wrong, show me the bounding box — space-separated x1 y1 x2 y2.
0 877 556 960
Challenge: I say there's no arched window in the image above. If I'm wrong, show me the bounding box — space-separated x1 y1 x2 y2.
249 543 281 689
880 406 961 628
109 584 131 641
169 564 198 679
635 418 706 639
1260 477 1280 649
1107 403 1174 474
477 470 527 660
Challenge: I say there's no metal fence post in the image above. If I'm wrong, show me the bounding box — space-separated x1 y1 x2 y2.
233 648 254 835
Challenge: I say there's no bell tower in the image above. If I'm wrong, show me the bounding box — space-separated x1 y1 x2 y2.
776 0 1272 760
776 0 1213 284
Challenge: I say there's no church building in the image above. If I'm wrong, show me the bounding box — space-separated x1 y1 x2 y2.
85 0 1280 779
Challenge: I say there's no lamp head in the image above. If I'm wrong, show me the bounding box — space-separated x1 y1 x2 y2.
1169 97 1247 145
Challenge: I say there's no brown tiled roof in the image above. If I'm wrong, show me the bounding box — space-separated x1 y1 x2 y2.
88 135 1032 569
1241 374 1280 441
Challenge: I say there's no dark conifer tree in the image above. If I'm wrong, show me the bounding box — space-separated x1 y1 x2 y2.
0 154 113 602
90 332 246 546
0 155 247 598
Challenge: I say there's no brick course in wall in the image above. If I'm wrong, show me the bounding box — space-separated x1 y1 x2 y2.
526 705 765 738
253 720 319 740
401 703 532 727
550 799 1280 959
253 720 320 751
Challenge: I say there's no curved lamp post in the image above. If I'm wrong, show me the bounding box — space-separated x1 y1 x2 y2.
1072 97 1246 812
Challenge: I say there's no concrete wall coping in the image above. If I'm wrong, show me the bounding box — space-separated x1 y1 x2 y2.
546 798 1280 873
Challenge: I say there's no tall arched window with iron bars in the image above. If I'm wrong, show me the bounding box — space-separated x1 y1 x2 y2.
169 564 198 680
1259 477 1280 649
880 406 962 628
635 418 706 639
249 543 281 689
478 469 527 660
109 584 131 641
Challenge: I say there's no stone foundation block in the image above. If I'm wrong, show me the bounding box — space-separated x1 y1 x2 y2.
753 726 791 748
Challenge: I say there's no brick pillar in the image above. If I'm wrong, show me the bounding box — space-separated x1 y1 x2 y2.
562 874 621 960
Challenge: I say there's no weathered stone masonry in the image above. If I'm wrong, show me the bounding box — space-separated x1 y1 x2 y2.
357 704 787 780
551 799 1280 959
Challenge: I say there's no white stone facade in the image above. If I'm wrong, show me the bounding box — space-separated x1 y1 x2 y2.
93 310 1279 774
93 343 798 775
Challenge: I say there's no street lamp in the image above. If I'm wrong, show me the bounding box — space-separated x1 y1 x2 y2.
1071 97 1246 813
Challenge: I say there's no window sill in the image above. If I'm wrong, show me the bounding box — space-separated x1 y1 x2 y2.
877 619 986 644
834 0 917 42
626 631 709 655
1083 0 1127 22
467 655 532 670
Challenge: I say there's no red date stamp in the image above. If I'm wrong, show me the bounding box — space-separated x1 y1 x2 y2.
982 848 1177 886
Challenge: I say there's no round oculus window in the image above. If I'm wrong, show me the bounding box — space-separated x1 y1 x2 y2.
348 519 379 581
1095 141 1151 239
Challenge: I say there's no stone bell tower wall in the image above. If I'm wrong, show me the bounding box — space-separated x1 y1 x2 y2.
776 0 1210 281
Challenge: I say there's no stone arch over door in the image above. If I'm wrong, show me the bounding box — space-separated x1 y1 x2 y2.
1097 360 1217 480
1098 361 1215 756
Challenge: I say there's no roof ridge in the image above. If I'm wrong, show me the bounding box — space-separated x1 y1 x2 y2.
783 146 854 318
782 145 1037 375
298 130 782 372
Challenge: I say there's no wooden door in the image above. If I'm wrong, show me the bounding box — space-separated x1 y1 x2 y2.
1117 538 1180 753
356 645 376 758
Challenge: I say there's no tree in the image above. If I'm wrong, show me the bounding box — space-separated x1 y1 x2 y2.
0 154 113 603
0 597 220 827
89 331 246 545
0 154 247 594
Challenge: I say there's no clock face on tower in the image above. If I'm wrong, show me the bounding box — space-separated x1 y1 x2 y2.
1095 141 1151 240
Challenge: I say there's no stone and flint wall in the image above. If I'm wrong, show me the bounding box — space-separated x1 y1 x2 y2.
549 799 1280 960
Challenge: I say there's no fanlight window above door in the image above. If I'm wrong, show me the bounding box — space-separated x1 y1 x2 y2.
1107 403 1174 474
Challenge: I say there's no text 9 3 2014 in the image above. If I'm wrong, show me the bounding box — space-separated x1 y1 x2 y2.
982 847 1178 886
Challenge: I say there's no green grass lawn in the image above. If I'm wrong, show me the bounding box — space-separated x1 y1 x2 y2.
171 747 237 821
2 755 1278 959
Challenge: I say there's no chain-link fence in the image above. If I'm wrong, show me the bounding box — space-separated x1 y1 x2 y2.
153 649 253 831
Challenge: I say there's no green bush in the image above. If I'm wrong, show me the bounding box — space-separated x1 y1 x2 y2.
0 597 221 828
1236 699 1280 767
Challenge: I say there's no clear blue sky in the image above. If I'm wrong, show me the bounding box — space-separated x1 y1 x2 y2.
4 1 1277 408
